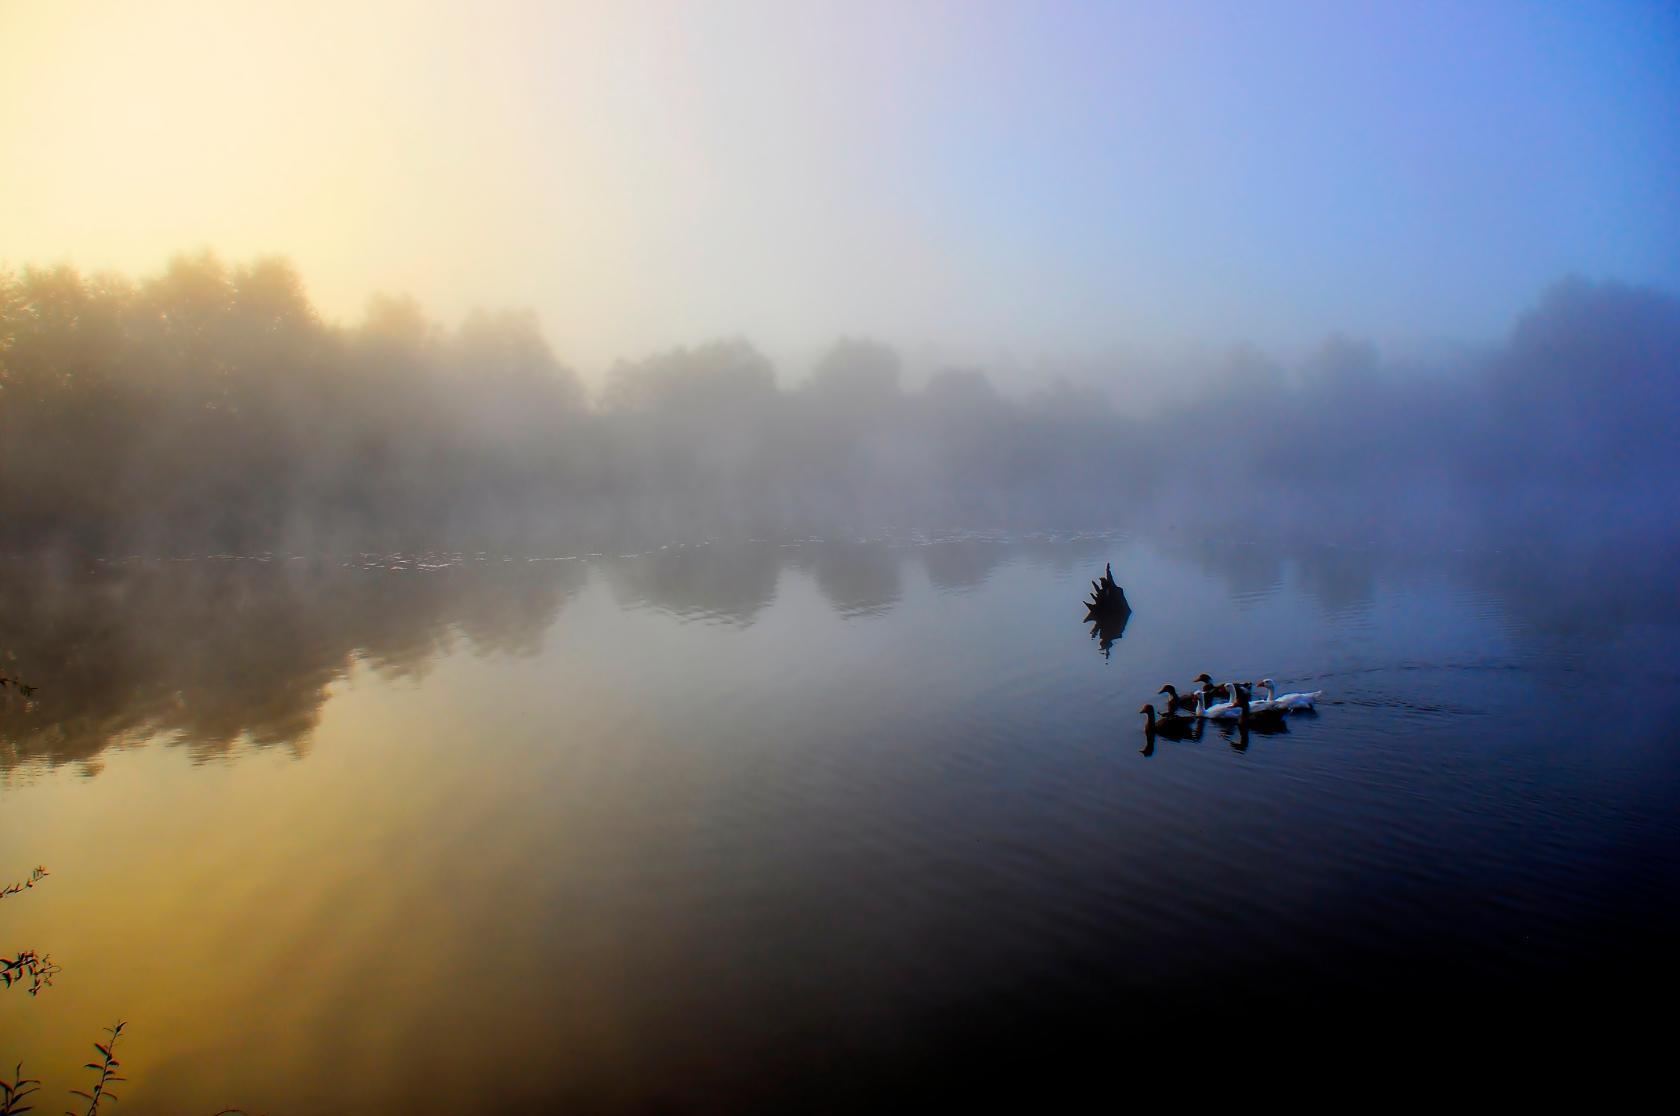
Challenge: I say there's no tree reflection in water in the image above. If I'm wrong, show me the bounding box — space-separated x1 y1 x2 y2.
0 536 1093 773
5 524 1673 776
0 554 584 771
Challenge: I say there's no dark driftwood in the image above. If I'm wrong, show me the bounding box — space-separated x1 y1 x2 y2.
1083 562 1131 659
1083 562 1130 620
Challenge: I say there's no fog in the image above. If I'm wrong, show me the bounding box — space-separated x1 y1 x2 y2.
2 256 1676 557
8 527 1672 775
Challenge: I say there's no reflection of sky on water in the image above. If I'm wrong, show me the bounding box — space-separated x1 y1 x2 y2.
3 531 1679 1110
3 529 1675 773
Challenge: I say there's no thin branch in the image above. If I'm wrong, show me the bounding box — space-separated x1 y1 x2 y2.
1 1064 43 1116
1 949 60 996
65 1021 126 1116
0 867 48 901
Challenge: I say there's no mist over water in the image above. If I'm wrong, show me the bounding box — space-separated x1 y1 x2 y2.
4 257 1679 1107
3 260 1677 560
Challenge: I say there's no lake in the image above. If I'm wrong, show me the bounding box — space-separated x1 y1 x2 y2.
4 530 1678 1110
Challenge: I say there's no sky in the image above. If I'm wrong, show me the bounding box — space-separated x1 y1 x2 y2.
2 0 1676 382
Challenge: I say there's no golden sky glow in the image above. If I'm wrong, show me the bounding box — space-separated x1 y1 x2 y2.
2 2 974 378
4 1 1677 380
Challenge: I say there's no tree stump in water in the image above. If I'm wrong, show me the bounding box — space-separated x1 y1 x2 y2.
1084 562 1130 620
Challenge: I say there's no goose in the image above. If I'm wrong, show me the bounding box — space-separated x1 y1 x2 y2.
1190 681 1218 716
1139 704 1200 740
1255 678 1322 712
1191 673 1232 702
1237 680 1284 716
1156 684 1200 717
1192 673 1255 704
1196 683 1243 721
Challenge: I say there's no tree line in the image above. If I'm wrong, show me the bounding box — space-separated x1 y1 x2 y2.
3 254 1675 554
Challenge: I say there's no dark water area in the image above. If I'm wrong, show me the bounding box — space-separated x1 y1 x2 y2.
3 530 1679 1109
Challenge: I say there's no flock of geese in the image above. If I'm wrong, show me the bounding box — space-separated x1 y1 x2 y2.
1139 673 1323 739
1078 567 1326 743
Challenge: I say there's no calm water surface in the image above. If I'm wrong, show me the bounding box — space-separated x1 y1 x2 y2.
4 532 1678 1109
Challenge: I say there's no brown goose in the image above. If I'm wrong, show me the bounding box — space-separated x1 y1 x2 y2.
1192 673 1256 704
1156 684 1200 717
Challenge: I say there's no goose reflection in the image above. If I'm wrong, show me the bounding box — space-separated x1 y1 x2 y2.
1210 714 1289 754
1138 704 1203 752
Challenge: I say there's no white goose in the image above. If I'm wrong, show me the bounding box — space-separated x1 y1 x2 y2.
1256 678 1323 712
1196 682 1244 721
1241 682 1286 716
